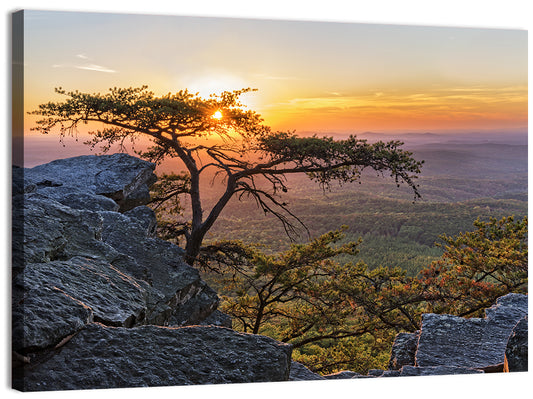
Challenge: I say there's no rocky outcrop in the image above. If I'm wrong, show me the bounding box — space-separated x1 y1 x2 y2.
415 294 527 371
504 316 528 372
388 331 419 370
13 154 292 391
96 208 220 325
15 323 292 391
364 293 528 378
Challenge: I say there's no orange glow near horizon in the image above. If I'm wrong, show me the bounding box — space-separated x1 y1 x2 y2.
24 82 527 138
256 84 528 133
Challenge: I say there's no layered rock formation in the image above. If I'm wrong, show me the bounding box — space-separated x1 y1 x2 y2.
18 324 291 390
415 294 528 372
504 316 528 372
12 154 292 391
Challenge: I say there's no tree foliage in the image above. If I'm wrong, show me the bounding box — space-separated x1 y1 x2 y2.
204 216 527 373
419 215 528 317
32 86 423 264
201 228 362 342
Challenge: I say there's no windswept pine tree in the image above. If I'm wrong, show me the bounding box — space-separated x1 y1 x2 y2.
32 86 423 264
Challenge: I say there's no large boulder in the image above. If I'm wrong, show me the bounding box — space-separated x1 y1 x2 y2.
12 256 150 352
388 331 419 370
415 294 528 370
98 209 219 326
504 316 528 372
289 361 325 381
14 323 292 391
24 153 157 211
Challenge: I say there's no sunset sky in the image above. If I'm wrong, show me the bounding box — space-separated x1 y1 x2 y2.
23 10 527 139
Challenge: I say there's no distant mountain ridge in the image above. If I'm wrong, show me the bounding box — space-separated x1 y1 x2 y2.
297 130 528 146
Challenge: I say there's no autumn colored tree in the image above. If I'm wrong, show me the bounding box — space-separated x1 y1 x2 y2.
336 216 528 337
420 215 528 317
201 226 427 373
204 216 527 373
201 228 365 343
32 86 423 264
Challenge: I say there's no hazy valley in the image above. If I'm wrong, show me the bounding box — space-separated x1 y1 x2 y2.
204 132 528 275
22 130 528 275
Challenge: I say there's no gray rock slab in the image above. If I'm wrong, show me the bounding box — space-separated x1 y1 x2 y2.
399 365 483 376
289 361 325 381
504 316 528 372
99 210 218 326
13 256 150 351
388 331 419 370
15 323 292 391
415 293 528 369
35 186 120 212
16 195 117 268
25 153 156 211
12 285 94 352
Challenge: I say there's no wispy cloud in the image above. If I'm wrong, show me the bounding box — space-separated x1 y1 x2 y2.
76 64 117 73
51 54 117 73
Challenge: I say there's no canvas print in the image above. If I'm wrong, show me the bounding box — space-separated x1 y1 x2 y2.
11 10 527 392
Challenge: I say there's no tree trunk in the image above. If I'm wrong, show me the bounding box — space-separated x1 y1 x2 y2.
184 175 237 265
253 303 265 334
184 232 203 265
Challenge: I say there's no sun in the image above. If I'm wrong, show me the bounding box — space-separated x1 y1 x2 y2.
212 110 223 120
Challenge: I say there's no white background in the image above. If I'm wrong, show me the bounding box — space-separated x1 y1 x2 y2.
2 1 531 398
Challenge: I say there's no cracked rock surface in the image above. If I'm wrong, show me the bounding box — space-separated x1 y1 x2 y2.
13 155 285 392
415 294 528 370
15 323 292 391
